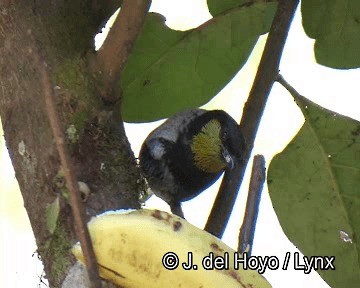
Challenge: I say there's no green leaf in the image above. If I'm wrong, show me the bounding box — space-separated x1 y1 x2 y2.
301 0 360 68
46 196 60 234
121 2 277 122
268 96 360 287
207 0 247 16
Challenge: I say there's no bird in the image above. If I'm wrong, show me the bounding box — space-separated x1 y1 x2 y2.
139 109 245 218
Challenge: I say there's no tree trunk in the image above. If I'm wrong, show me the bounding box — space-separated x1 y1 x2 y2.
0 1 141 286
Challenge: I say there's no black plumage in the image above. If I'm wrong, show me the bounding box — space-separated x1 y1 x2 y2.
139 109 244 218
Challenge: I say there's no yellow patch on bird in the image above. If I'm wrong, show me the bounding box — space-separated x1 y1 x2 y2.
190 119 226 173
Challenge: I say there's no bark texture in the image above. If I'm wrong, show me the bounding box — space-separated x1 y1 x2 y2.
0 1 141 286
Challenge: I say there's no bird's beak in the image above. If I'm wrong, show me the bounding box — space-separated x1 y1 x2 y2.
222 148 234 169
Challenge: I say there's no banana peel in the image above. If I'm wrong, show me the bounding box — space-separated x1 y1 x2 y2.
72 209 271 288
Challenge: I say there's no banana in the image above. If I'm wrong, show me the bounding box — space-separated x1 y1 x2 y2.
72 209 271 288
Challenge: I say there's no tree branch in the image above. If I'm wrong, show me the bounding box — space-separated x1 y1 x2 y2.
205 0 299 237
33 46 102 288
91 0 152 103
238 155 265 254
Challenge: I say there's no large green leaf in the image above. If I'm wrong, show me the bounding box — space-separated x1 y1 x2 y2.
268 95 360 287
301 0 360 68
121 2 277 122
207 0 247 16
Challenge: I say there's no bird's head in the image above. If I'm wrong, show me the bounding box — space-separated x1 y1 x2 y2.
190 111 244 174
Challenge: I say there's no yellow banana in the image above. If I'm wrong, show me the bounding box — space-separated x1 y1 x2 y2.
72 209 271 288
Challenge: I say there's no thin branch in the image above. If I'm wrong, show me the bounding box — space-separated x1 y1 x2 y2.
32 46 102 287
205 0 299 237
91 0 152 103
238 155 265 254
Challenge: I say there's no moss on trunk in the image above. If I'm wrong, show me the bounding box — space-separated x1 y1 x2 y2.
0 1 141 286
